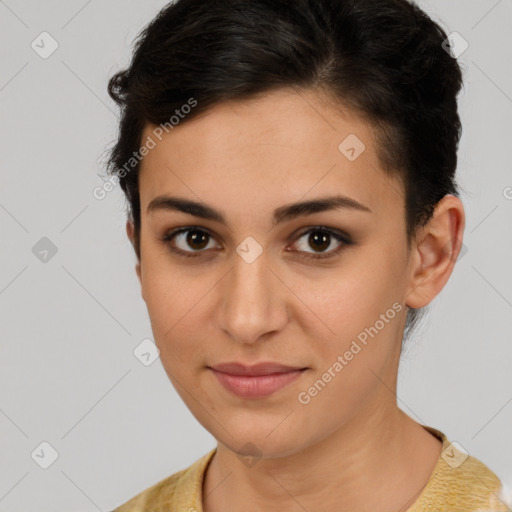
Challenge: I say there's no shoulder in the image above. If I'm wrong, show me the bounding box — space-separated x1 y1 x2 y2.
439 453 509 510
409 425 511 511
111 468 186 512
110 448 217 512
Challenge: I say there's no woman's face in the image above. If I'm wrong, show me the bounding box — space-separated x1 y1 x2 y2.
132 88 416 458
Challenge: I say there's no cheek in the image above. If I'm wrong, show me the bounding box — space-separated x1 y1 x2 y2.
141 243 206 327
297 257 406 396
140 258 201 363
296 303 405 435
297 259 404 345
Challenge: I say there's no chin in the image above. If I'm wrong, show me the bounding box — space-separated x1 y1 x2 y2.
215 426 307 460
230 441 300 461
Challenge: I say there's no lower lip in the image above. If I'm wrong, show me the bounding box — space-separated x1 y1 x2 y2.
210 369 306 398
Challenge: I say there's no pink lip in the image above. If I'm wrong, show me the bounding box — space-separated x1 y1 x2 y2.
208 362 307 399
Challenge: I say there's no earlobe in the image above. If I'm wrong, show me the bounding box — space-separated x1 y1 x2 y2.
135 261 142 286
126 219 135 245
405 194 465 309
126 219 134 245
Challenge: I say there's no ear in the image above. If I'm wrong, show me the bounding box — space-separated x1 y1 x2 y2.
405 194 465 309
126 220 142 288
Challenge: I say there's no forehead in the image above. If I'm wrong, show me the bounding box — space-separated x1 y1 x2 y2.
138 88 403 222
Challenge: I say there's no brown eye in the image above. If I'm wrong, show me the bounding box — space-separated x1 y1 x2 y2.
291 227 351 260
307 231 331 252
162 225 352 260
184 229 210 250
162 227 219 257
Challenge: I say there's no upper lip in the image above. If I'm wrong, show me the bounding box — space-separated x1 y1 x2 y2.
209 362 307 376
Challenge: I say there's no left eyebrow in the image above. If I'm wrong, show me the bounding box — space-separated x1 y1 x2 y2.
146 194 372 228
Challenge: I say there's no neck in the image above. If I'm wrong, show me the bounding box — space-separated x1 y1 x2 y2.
202 397 442 512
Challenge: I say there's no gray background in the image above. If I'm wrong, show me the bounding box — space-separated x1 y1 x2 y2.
1 0 511 510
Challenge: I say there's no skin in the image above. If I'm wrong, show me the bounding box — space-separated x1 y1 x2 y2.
126 87 465 512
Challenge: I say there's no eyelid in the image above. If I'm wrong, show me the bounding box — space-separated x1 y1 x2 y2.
287 226 352 259
161 225 220 258
292 225 351 244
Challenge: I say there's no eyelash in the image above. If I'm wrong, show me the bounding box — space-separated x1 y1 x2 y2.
160 226 352 260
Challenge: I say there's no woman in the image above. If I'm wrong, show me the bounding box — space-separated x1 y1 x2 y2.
106 0 510 510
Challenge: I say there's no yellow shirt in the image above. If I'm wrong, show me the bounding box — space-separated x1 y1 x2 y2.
112 425 511 512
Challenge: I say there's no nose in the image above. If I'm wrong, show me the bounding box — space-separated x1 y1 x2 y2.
215 248 289 345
